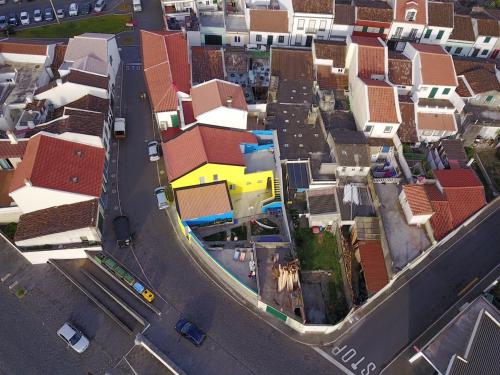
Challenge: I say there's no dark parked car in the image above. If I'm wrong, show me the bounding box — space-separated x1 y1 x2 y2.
8 13 19 26
175 319 206 346
44 8 54 22
113 215 132 248
82 2 92 14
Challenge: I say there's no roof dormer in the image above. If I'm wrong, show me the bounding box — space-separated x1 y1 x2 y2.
404 0 419 21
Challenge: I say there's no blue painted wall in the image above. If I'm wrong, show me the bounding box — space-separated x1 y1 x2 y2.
183 211 233 227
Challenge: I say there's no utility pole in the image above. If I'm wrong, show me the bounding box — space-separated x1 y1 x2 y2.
48 0 60 24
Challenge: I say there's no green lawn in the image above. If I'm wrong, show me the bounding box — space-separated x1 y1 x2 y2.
14 15 131 39
295 229 339 272
477 149 500 191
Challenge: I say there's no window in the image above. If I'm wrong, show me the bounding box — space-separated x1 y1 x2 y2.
384 126 393 133
484 36 491 43
364 125 373 133
234 36 240 43
481 49 489 56
442 88 450 95
256 34 262 42
213 174 218 181
109 55 113 66
199 176 205 184
295 34 302 45
308 20 316 31
409 28 418 39
424 29 432 39
278 35 285 43
319 20 327 31
436 30 444 40
445 46 451 52
405 10 416 21
379 28 384 34
394 27 403 38
297 19 304 30
455 47 463 55
362 26 369 32
0 159 13 170
486 95 493 103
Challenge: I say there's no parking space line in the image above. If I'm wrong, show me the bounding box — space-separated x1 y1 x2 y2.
313 347 356 375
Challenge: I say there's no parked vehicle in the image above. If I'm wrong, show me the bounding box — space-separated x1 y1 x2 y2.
56 8 64 19
154 187 169 210
133 0 142 12
94 0 106 12
7 13 18 26
114 117 126 139
0 1 6 6
147 140 160 162
0 16 7 30
19 11 29 25
175 319 206 346
44 8 54 21
113 215 132 248
57 323 90 353
68 3 78 16
33 9 42 22
82 2 92 15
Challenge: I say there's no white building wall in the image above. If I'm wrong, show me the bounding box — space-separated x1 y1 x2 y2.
388 22 425 40
291 14 334 46
34 83 108 107
472 36 498 58
420 27 452 44
225 32 249 46
0 53 49 64
330 25 354 40
22 245 101 264
349 77 369 133
0 206 23 224
249 31 290 46
16 227 100 247
10 186 96 214
196 107 247 129
107 37 121 88
416 85 456 100
366 120 400 138
444 41 474 57
156 110 178 129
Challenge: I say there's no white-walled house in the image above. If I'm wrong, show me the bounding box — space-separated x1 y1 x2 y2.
421 1 454 45
9 133 105 214
445 15 476 57
190 79 248 129
399 185 434 225
289 0 335 47
470 17 500 59
247 9 290 47
330 4 355 40
386 0 428 51
140 30 191 129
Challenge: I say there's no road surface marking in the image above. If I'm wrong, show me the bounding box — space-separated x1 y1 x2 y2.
458 277 479 296
313 347 356 375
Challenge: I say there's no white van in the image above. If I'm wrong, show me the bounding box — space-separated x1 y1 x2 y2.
133 0 142 12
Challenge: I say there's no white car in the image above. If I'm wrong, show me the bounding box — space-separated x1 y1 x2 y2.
69 3 78 16
154 187 169 210
56 8 64 19
33 9 43 22
57 322 90 354
94 0 106 12
148 140 160 162
19 11 29 25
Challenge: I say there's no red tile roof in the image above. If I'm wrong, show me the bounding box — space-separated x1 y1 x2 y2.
411 44 458 87
397 98 418 143
353 37 386 79
388 52 412 86
249 9 289 33
181 100 196 126
425 184 454 240
358 239 389 294
191 80 247 118
317 66 349 90
163 125 257 182
160 127 183 143
9 134 104 197
363 79 399 124
433 168 483 188
140 30 191 112
175 181 232 220
417 113 456 131
191 46 225 84
0 40 49 56
292 0 333 14
0 140 28 158
394 0 427 24
403 185 434 215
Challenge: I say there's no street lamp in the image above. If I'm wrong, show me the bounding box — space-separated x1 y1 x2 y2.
48 0 60 24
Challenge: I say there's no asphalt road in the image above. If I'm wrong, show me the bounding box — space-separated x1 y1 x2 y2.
314 201 500 375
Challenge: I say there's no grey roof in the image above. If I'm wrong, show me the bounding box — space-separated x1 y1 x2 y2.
332 130 370 167
307 187 338 215
337 184 376 221
64 33 114 76
286 162 310 190
447 309 500 375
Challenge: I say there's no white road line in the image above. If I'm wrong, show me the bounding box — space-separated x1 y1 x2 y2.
313 347 356 375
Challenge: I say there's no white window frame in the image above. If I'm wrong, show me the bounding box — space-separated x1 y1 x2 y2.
297 19 305 30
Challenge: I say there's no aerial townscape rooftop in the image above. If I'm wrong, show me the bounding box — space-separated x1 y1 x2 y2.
0 0 498 374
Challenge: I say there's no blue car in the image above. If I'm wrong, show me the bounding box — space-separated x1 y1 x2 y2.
175 319 206 346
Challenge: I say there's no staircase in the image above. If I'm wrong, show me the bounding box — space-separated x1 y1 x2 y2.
273 177 281 201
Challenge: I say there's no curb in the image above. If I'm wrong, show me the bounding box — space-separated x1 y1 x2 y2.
135 334 187 375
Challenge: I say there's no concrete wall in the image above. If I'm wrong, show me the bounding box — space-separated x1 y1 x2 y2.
0 205 22 224
15 226 100 247
196 107 248 129
330 25 354 39
21 245 101 264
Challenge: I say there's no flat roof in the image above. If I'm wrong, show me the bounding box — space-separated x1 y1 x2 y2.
337 184 376 221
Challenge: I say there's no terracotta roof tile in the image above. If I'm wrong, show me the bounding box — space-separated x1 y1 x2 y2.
224 49 248 74
26 111 105 138
140 30 191 112
453 58 497 75
403 185 433 215
0 139 28 158
461 69 500 95
433 168 483 188
9 134 104 197
358 239 389 293
394 0 426 24
53 95 109 118
191 80 247 118
250 9 288 33
271 48 314 80
428 2 454 28
314 40 347 67
354 37 386 78
0 170 15 207
191 47 225 84
51 44 67 78
355 0 393 23
388 52 412 86
476 18 500 37
334 4 355 25
449 16 476 41
14 199 99 242
175 181 232 220
66 70 109 90
0 40 49 56
363 79 399 123
412 44 457 86
292 0 333 14
397 99 418 143
417 112 456 131
428 199 454 240
456 76 473 97
181 100 196 126
163 125 257 181
317 65 348 90
445 186 486 226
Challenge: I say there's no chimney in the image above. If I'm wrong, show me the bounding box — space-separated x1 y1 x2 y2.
226 96 233 108
307 104 319 125
6 130 18 145
56 79 63 86
24 178 32 187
